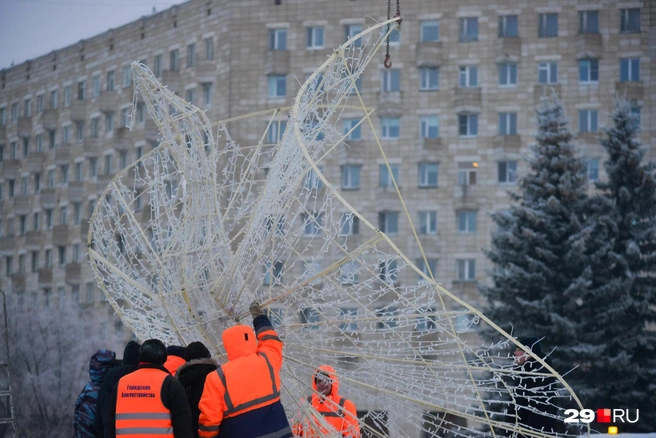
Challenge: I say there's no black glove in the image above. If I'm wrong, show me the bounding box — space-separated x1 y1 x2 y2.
249 301 266 318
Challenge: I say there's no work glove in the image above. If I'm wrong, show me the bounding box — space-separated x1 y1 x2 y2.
249 301 266 318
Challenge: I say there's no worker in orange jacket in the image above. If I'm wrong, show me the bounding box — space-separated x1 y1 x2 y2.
106 338 193 438
198 302 292 438
292 365 360 437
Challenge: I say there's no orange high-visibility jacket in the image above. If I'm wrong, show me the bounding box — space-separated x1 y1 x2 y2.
292 365 360 438
115 367 174 437
198 322 284 438
163 355 186 376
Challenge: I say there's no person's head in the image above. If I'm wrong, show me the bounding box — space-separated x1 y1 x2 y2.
166 345 186 359
222 325 257 361
139 339 167 365
122 340 141 366
185 341 211 361
314 371 333 397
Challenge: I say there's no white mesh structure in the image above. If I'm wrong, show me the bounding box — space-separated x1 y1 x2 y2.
88 19 586 438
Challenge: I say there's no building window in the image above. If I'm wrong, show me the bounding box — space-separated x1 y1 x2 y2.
71 243 80 263
202 83 212 106
63 126 71 145
60 165 68 185
50 90 58 109
459 17 478 42
57 246 66 267
262 260 284 286
202 37 214 61
105 71 115 91
89 157 97 178
343 119 361 140
579 59 599 83
300 308 321 329
76 121 84 142
418 211 437 235
456 259 476 281
498 161 518 184
105 112 114 133
170 49 179 71
345 24 363 47
458 113 478 137
376 305 399 329
579 10 599 34
185 89 195 105
60 206 68 225
77 80 86 100
538 13 558 37
302 212 323 236
307 26 324 49
420 116 439 138
459 66 478 87
269 28 287 51
266 121 287 143
267 75 286 98
498 15 518 37
378 259 399 285
22 138 29 157
458 210 477 233
6 218 14 236
418 163 438 188
498 63 517 87
340 213 360 236
587 159 599 182
620 58 640 82
338 308 358 332
458 162 477 186
10 142 16 159
417 259 437 284
122 65 131 88
379 211 399 235
381 69 401 92
32 213 40 233
304 167 323 190
47 169 55 188
85 282 95 304
20 177 28 195
119 150 128 169
88 199 96 218
73 202 81 224
37 95 44 114
90 117 99 138
153 55 162 78
5 257 12 277
498 112 518 135
31 251 39 272
420 20 439 42
36 133 43 152
63 86 72 107
419 67 439 91
104 154 113 175
45 248 52 268
186 43 196 67
341 165 361 190
579 110 598 133
381 117 400 139
19 215 27 235
620 8 640 33
538 62 558 84
34 172 41 192
24 98 32 117
379 164 399 188
45 209 53 229
75 162 83 181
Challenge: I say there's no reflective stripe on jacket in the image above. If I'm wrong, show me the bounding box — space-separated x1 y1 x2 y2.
115 368 174 437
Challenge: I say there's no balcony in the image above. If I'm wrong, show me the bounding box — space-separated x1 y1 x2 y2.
1 159 21 179
195 60 217 79
534 84 562 103
420 137 443 150
415 41 444 67
615 81 643 100
68 181 85 200
0 123 6 140
11 273 26 290
40 188 56 207
454 184 479 200
17 117 32 137
25 231 41 246
453 88 482 109
41 109 59 130
0 237 15 251
162 70 182 92
576 131 599 145
377 91 403 117
495 37 521 62
38 268 53 285
79 221 90 240
575 33 603 60
342 139 366 160
14 195 31 213
27 152 46 171
65 263 82 282
54 146 71 163
70 99 88 121
493 135 522 151
52 225 69 245
83 137 103 155
98 91 119 112
145 119 160 142
264 51 290 75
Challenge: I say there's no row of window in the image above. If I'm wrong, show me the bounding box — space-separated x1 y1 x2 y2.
8 283 101 309
265 8 641 52
3 244 85 275
261 256 476 288
0 200 97 236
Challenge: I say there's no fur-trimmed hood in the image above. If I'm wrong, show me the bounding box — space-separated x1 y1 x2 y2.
176 357 218 390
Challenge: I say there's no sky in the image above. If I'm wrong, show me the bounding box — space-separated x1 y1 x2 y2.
0 0 190 70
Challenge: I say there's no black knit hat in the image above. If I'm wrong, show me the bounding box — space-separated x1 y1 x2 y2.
167 345 186 359
122 340 141 366
185 341 211 361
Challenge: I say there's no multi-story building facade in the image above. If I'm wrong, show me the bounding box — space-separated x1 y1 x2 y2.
0 0 653 434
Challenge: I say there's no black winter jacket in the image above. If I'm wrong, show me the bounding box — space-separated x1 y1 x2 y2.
95 363 139 437
176 358 218 438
